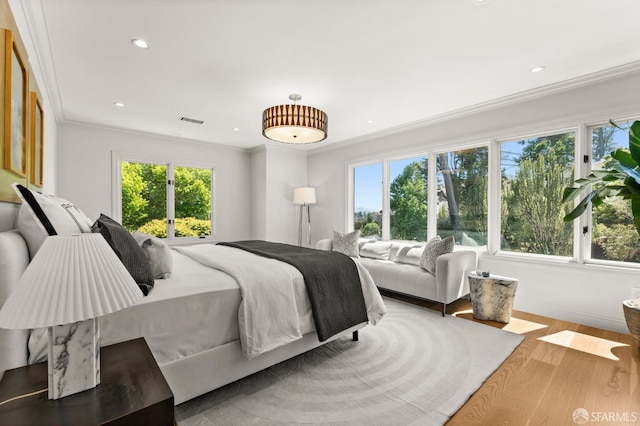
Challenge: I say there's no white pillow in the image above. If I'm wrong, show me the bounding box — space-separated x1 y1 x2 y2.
393 245 425 265
420 235 455 274
359 241 392 260
332 230 360 257
132 231 173 279
13 183 92 258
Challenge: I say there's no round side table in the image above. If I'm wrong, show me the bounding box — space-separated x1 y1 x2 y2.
468 272 518 323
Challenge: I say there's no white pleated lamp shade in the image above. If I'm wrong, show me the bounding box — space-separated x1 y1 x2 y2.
0 234 143 329
293 187 316 205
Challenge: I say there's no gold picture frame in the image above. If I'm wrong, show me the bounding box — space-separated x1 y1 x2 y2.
30 91 44 187
3 29 28 178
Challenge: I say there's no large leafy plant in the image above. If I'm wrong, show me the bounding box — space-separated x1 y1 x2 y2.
563 120 640 234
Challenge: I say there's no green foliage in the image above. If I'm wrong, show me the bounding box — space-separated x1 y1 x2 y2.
390 161 427 240
436 148 488 245
355 213 381 237
121 162 148 230
592 197 640 262
361 222 381 237
121 161 212 238
137 219 168 238
564 120 640 237
504 147 573 255
137 218 211 238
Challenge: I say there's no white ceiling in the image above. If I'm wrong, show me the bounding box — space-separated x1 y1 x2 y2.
22 0 640 150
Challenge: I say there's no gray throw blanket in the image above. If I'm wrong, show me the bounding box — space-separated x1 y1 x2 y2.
218 240 368 341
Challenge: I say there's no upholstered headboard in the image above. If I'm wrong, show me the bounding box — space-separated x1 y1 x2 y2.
0 230 30 379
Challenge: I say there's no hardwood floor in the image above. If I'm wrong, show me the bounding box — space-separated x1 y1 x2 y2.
379 290 640 426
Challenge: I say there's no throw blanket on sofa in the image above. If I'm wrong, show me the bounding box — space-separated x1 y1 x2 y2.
219 240 369 342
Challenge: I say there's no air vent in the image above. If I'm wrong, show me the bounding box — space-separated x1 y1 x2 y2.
180 116 204 124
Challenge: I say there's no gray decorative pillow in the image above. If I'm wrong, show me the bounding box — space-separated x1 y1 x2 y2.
92 214 155 295
332 230 360 257
420 235 455 274
132 231 173 279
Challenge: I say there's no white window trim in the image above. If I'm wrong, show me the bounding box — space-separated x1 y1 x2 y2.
345 113 640 271
111 151 217 244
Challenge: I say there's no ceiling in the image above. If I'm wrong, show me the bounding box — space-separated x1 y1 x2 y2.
21 0 640 150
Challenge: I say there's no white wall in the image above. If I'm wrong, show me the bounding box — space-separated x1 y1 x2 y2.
250 147 267 240
308 69 640 334
251 144 308 245
56 122 252 242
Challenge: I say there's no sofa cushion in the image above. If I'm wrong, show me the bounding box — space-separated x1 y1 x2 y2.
420 235 455 274
392 245 425 265
357 257 438 302
359 241 392 260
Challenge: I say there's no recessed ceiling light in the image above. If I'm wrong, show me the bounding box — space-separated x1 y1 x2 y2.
472 0 491 4
131 38 150 49
530 66 546 73
232 128 240 132
367 120 374 124
113 102 125 107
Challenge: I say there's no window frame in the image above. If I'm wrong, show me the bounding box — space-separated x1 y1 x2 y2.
112 151 217 244
345 114 640 271
582 118 640 268
494 126 578 259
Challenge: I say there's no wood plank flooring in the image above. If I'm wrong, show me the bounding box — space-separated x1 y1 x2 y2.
379 290 640 426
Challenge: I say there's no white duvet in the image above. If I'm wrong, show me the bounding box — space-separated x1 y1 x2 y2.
174 244 386 359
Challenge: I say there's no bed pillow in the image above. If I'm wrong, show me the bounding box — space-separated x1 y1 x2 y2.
132 231 173 279
393 245 425 265
420 235 455 275
92 214 155 295
332 230 360 257
359 241 392 260
12 183 92 258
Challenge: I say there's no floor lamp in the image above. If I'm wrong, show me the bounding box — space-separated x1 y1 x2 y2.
293 187 316 247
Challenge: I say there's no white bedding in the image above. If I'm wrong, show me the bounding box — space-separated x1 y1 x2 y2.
29 249 241 365
29 243 386 365
175 244 386 359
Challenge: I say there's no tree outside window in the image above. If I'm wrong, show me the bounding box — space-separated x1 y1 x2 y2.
390 156 427 241
590 122 640 263
121 161 213 238
436 147 488 247
500 132 575 256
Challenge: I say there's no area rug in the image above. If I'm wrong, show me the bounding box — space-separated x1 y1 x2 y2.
175 297 524 425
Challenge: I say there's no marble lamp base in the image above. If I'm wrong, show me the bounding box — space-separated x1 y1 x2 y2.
47 318 100 399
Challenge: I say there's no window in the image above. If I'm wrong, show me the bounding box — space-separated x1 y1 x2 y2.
500 131 575 256
119 159 214 240
590 121 640 263
353 163 383 238
390 156 428 241
436 147 488 247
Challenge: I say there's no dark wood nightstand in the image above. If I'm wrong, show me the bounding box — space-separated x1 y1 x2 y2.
0 337 174 425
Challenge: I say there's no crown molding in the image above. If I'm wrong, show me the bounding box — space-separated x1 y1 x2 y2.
15 0 65 123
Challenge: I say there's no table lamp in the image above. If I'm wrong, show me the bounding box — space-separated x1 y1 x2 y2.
293 187 316 247
0 234 143 399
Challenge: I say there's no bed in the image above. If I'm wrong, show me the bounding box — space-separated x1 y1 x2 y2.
0 230 385 405
0 228 387 405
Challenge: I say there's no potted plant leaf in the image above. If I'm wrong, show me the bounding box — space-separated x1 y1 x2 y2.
562 119 640 351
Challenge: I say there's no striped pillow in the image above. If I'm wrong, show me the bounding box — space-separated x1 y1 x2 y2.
13 183 92 259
